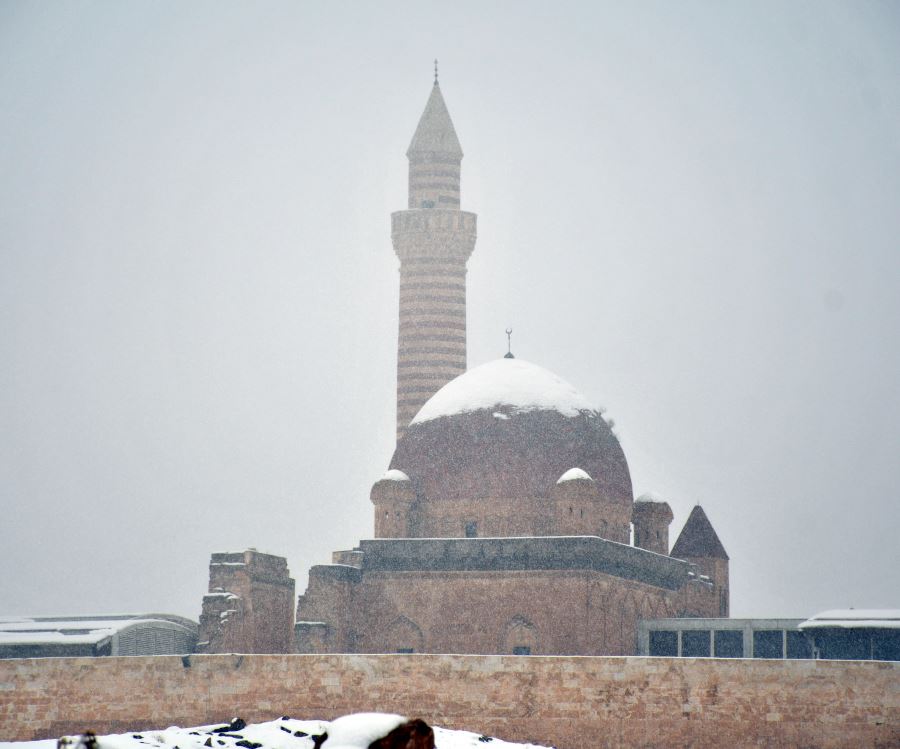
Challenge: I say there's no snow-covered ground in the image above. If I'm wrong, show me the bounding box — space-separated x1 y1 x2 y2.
0 715 550 749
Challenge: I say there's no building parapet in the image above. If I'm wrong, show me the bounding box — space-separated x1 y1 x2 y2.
358 536 691 590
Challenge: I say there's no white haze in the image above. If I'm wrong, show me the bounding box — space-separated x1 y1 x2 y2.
1 1 898 621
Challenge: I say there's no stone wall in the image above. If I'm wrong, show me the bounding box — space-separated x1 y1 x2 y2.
298 568 681 655
295 537 722 656
1 654 896 748
197 550 295 654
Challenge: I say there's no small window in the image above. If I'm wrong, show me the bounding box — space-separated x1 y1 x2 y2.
396 647 414 654
421 200 435 209
786 631 812 659
873 631 900 661
682 630 711 657
512 646 531 655
465 521 478 538
714 630 743 658
753 630 783 659
649 630 678 657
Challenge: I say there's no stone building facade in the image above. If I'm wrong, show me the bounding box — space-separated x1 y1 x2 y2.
198 78 730 656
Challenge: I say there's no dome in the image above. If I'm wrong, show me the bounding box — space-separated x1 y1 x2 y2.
390 358 633 504
410 358 595 425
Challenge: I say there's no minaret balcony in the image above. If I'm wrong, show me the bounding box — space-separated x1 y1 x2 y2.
391 209 477 262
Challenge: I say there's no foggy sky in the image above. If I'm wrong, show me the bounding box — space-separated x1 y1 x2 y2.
1 1 898 621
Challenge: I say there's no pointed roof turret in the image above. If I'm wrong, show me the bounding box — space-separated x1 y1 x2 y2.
671 505 729 560
407 82 463 159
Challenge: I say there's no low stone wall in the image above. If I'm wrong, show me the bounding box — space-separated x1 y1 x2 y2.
0 654 897 748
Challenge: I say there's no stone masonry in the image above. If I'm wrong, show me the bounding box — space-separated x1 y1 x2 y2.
0 654 896 748
295 537 720 655
197 549 295 654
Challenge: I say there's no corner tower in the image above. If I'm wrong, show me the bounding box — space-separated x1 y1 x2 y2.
671 505 730 616
391 74 477 441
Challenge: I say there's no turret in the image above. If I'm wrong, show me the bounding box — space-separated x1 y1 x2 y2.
551 468 631 542
671 505 730 616
632 492 674 555
391 70 477 442
371 469 416 537
552 468 600 535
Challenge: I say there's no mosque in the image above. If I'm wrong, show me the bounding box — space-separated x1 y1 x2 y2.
195 75 729 656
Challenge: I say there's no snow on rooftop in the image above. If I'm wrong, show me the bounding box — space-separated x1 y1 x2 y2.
381 469 410 482
799 609 900 630
0 618 157 634
0 619 134 646
635 491 664 503
556 467 593 483
1 716 550 749
411 358 597 425
0 629 115 646
0 614 197 646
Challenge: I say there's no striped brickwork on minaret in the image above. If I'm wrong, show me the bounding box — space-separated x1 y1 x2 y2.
408 159 461 209
392 81 476 442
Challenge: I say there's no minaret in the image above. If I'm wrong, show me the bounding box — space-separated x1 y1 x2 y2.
391 69 477 442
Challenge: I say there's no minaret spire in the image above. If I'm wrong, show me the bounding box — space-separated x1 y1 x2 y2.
391 79 478 442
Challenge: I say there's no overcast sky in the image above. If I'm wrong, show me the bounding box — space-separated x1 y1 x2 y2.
2 1 898 622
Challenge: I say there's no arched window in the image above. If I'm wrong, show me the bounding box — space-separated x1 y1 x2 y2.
503 616 538 655
384 615 424 654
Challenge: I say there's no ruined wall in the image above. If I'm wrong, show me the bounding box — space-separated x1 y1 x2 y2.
197 550 295 654
0 654 897 748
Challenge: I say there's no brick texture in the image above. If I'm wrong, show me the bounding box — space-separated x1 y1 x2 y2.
0 654 896 748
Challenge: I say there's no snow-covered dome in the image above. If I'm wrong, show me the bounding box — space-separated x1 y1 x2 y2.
411 358 596 425
390 358 632 504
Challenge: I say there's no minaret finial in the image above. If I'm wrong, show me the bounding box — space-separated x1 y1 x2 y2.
434 59 439 86
504 328 514 359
